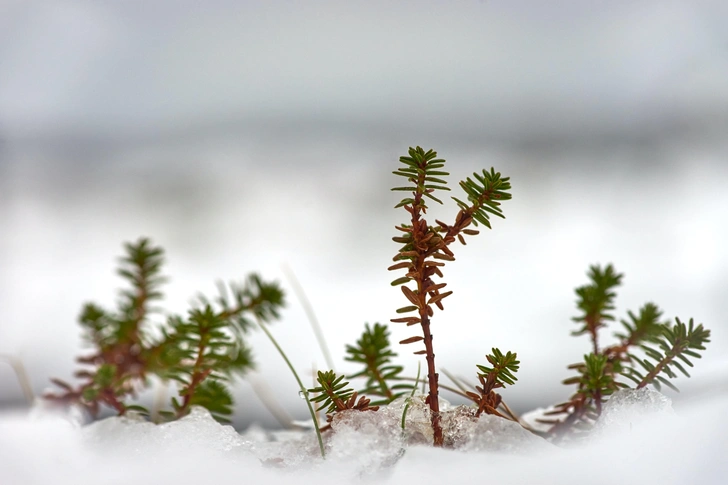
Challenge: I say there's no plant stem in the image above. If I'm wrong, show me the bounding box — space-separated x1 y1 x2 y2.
367 357 394 400
419 312 443 445
637 347 678 389
405 160 444 446
281 264 336 371
256 317 326 459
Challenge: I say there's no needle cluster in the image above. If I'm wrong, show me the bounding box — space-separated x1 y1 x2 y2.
542 264 711 441
46 238 284 423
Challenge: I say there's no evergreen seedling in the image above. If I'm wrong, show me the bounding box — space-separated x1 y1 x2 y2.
46 238 284 423
542 264 711 441
389 146 513 445
467 348 520 418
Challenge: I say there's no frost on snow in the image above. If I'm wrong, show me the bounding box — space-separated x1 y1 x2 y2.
1 389 727 485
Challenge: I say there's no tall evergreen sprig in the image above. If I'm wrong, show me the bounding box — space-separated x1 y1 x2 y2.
345 323 413 405
46 238 284 423
388 146 512 446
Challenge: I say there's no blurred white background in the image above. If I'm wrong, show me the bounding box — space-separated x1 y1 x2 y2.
1 0 727 428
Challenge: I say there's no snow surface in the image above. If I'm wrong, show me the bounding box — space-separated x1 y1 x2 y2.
1 390 727 485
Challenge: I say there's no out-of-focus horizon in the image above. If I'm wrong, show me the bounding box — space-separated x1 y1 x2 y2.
1 1 727 429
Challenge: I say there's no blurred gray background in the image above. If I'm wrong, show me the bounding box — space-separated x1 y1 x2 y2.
1 0 727 428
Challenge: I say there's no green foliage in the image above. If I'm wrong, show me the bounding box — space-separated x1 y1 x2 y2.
392 146 450 207
345 323 414 405
543 265 711 442
46 237 285 423
198 275 285 335
623 318 711 392
465 349 520 418
170 380 234 423
579 353 622 399
40 146 713 453
158 306 245 422
476 348 520 387
613 302 666 346
388 146 513 446
308 370 379 428
451 167 512 230
571 264 623 351
309 370 356 415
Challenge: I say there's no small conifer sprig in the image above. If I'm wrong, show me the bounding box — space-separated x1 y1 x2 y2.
307 370 379 430
389 146 512 446
345 323 414 405
46 238 285 423
542 264 711 441
571 264 622 355
157 306 248 423
466 349 520 418
625 317 711 392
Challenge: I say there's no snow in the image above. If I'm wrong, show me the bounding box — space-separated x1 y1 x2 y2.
1 390 727 485
592 388 674 437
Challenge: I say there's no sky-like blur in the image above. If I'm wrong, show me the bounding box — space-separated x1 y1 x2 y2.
1 0 727 428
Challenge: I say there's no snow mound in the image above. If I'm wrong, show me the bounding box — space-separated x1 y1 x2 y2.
458 413 552 453
328 408 405 476
593 388 674 438
2 390 727 484
360 395 551 453
82 406 252 454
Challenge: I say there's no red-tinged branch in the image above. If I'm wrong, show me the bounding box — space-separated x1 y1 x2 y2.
636 348 677 390
177 326 212 418
407 172 444 447
367 357 395 400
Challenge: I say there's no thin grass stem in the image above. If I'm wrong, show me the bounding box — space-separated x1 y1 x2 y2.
247 371 298 429
255 317 326 458
0 354 34 404
281 263 336 371
398 376 470 400
402 361 421 429
440 367 472 395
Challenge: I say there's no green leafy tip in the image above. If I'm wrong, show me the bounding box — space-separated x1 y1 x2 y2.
345 323 413 405
476 348 520 386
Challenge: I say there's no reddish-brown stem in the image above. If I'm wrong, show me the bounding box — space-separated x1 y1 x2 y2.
367 356 394 400
637 347 678 389
100 388 127 415
408 173 444 447
177 326 211 417
419 311 443 446
587 315 600 355
594 388 603 415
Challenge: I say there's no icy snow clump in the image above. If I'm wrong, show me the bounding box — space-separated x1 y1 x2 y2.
593 388 674 438
3 389 727 485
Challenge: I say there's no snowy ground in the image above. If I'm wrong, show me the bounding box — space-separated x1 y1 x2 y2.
1 389 726 485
